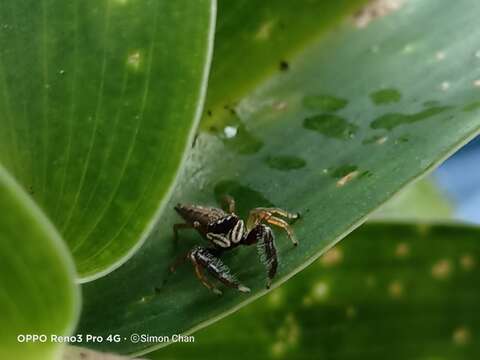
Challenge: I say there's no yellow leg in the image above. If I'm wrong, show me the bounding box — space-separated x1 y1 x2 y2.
266 216 298 246
247 208 299 246
252 207 299 220
191 256 222 295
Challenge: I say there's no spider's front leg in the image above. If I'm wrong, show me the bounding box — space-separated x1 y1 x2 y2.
189 246 250 295
245 224 278 289
248 207 299 246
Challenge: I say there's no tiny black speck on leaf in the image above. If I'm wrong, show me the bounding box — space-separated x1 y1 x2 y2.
279 60 289 71
223 103 237 115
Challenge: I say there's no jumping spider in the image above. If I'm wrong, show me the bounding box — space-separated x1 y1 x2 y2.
170 196 299 295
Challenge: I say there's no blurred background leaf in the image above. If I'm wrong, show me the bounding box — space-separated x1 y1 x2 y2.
371 177 453 221
0 0 216 280
154 222 480 360
76 0 480 356
0 165 79 360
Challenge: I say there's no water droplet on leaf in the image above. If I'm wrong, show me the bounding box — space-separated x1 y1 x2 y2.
304 114 358 140
264 155 306 171
370 88 402 105
303 94 348 112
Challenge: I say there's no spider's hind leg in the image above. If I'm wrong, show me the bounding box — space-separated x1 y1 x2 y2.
189 246 250 295
245 224 278 289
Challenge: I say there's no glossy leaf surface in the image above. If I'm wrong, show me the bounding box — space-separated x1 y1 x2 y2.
0 166 79 360
0 0 216 280
78 0 480 355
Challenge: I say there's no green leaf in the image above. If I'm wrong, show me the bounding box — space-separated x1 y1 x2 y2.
203 0 370 129
77 0 480 355
0 0 216 280
152 222 480 360
0 165 80 360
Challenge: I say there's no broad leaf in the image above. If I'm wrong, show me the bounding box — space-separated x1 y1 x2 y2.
154 222 480 360
203 0 370 129
78 0 480 355
0 165 79 360
0 0 216 280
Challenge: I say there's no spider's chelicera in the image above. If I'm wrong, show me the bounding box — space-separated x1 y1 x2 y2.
170 196 299 295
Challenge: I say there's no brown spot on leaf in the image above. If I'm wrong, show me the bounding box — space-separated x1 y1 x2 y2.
336 171 359 187
431 259 452 280
354 0 404 28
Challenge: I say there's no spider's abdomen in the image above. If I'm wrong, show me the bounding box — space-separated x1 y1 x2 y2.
175 204 238 235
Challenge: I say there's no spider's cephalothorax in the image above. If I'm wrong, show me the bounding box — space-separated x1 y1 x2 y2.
170 196 299 295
